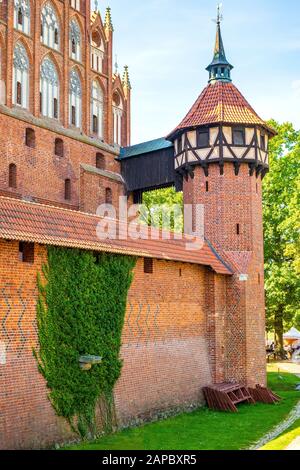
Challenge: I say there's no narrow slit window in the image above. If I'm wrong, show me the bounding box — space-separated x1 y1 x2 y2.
206 181 209 192
53 98 58 119
72 38 76 55
18 8 23 26
236 224 240 235
260 134 265 150
93 115 98 134
19 242 34 264
25 128 35 148
16 81 22 105
9 163 17 189
144 258 153 274
55 138 64 157
64 179 71 200
105 188 112 204
71 105 76 126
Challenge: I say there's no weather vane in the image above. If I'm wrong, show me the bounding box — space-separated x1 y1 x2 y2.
213 3 223 24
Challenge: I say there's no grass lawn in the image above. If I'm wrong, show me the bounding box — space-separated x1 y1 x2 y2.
260 419 300 450
65 369 300 451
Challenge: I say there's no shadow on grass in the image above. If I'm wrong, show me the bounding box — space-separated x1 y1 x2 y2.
64 372 300 451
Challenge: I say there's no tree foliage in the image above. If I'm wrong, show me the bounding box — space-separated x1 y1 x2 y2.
263 120 300 349
34 247 136 437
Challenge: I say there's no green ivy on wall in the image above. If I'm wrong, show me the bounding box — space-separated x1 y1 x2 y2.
34 246 136 438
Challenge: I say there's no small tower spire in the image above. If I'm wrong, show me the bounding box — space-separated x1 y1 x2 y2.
206 4 233 84
104 6 114 32
122 65 132 90
94 0 99 12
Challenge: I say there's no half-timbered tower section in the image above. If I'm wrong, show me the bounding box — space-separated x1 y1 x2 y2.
0 1 130 212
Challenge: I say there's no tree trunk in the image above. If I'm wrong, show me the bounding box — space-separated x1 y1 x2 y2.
274 309 285 357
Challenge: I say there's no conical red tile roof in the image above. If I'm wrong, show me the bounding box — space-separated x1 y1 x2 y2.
167 81 275 139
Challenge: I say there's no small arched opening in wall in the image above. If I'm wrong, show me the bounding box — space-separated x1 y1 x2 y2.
55 138 64 157
9 163 17 189
64 178 71 201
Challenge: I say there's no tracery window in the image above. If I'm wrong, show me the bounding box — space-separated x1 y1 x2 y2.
91 80 104 139
14 0 30 35
40 57 59 119
69 69 82 128
13 42 29 109
70 19 81 62
41 3 60 51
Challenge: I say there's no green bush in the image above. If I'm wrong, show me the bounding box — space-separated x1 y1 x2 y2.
34 246 136 437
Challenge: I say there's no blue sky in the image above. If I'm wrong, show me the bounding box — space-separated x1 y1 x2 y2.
93 0 300 144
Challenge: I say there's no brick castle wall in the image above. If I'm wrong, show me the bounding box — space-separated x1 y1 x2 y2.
0 241 216 449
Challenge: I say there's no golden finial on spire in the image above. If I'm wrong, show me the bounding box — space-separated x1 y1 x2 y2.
104 6 114 32
122 65 132 90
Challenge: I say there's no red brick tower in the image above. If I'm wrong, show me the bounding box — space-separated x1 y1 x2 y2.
167 8 275 386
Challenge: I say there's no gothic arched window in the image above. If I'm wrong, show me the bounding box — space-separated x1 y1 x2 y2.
113 92 123 146
13 42 29 109
69 19 81 62
69 69 82 128
14 0 30 35
41 3 60 51
91 31 105 73
91 80 104 139
40 57 59 119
